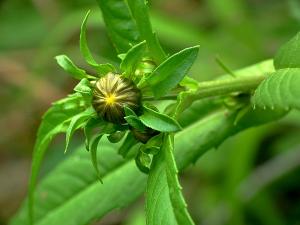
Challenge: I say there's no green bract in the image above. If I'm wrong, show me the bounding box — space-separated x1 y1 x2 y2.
11 1 300 225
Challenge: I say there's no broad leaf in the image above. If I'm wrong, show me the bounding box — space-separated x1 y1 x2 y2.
274 32 300 70
139 105 182 132
55 55 93 80
96 0 141 53
80 10 115 75
146 134 195 225
126 0 166 63
27 93 88 224
120 41 147 76
252 68 300 110
12 104 285 225
145 46 199 98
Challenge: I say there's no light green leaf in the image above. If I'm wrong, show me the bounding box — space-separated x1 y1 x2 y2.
74 78 92 94
65 107 95 153
55 55 92 80
140 105 182 132
80 11 116 75
274 32 300 70
252 68 300 110
145 46 199 98
146 134 194 225
120 41 147 76
96 0 141 53
27 93 87 224
125 0 166 63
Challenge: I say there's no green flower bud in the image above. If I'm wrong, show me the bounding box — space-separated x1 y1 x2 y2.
92 73 142 124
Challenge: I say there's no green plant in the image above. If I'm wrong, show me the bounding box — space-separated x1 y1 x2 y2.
10 1 300 225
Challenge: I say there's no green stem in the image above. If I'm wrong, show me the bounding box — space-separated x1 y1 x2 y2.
143 75 266 101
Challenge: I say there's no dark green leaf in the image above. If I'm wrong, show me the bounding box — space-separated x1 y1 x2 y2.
140 105 182 132
274 32 300 70
90 134 104 183
124 115 146 131
126 0 166 63
145 46 199 98
107 131 126 143
118 132 139 158
120 41 147 76
135 149 151 174
252 68 300 110
96 0 140 53
55 55 92 80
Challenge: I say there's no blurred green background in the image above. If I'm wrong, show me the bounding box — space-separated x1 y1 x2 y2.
1 0 300 224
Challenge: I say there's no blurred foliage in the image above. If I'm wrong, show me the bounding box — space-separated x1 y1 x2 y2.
0 0 300 224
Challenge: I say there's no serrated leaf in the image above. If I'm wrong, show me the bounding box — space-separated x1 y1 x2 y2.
65 107 95 153
145 46 199 98
120 41 147 76
27 93 87 224
252 68 300 110
55 55 92 80
12 104 285 225
274 32 300 70
140 105 182 132
80 11 116 75
126 0 166 63
96 0 141 53
146 134 194 225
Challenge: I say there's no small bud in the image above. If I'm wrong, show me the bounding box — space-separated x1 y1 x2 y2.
92 73 142 124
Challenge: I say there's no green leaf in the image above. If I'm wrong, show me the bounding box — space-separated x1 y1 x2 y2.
118 132 139 158
125 0 166 63
96 0 141 53
146 134 195 225
125 115 146 131
145 46 199 98
12 104 285 225
274 32 300 70
90 134 104 183
139 105 182 132
107 131 126 143
65 107 95 153
55 55 92 80
120 41 147 76
27 93 87 224
80 10 116 75
84 117 105 151
74 78 92 94
135 149 151 174
252 68 300 110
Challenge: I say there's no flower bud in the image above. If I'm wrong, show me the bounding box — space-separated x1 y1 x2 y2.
92 73 141 124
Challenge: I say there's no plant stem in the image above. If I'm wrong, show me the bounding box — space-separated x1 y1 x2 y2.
143 75 266 101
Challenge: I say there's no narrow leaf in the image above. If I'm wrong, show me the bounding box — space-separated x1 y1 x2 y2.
146 46 199 98
55 55 91 80
80 10 115 75
118 132 139 158
126 0 166 63
146 134 195 225
252 68 300 110
65 107 95 153
139 105 182 132
27 94 87 224
90 134 104 183
74 78 92 94
120 41 147 76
